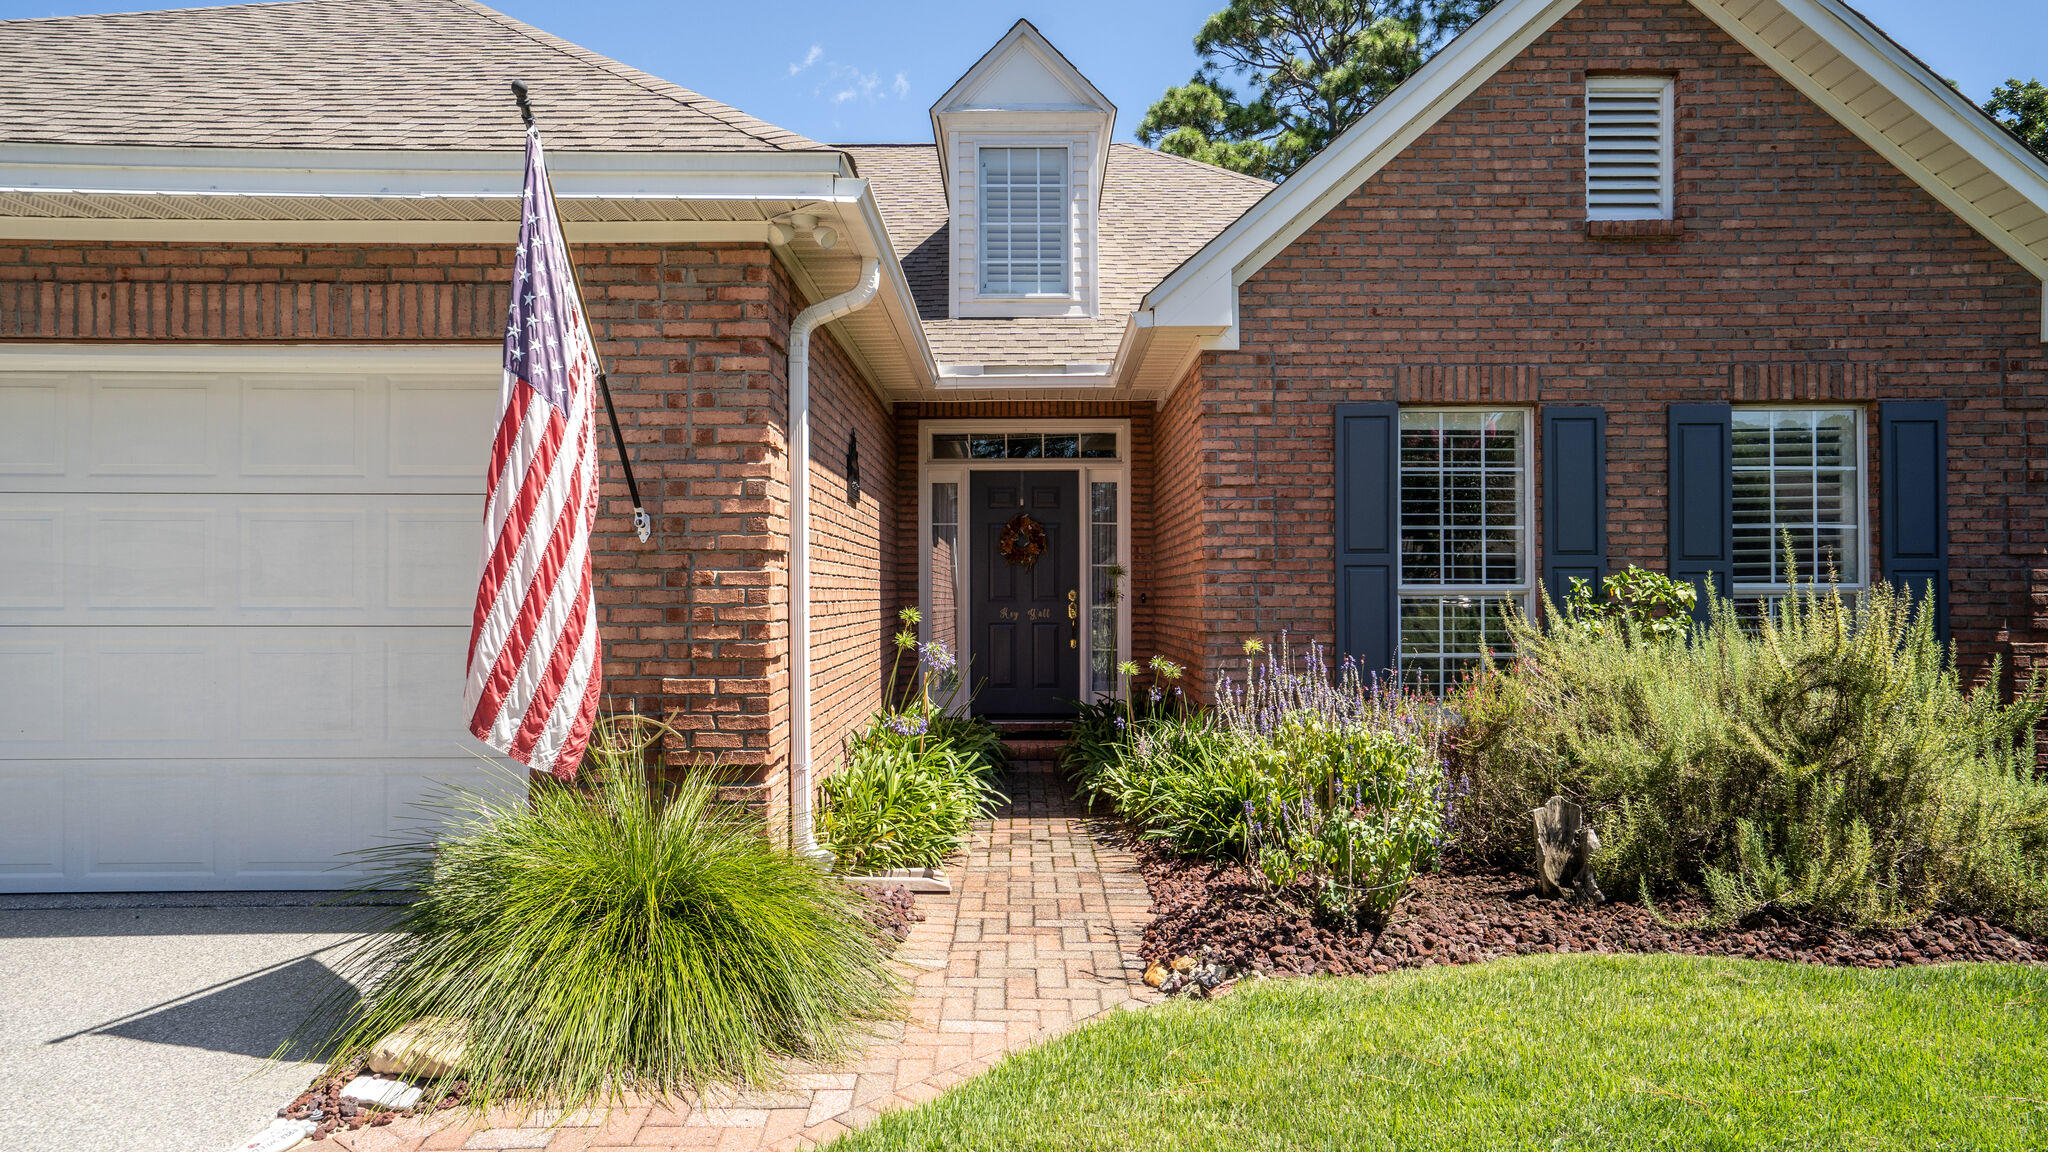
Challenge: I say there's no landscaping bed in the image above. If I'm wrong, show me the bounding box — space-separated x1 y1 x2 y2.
1136 842 2043 979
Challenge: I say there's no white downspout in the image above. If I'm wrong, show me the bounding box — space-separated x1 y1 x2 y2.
788 256 883 862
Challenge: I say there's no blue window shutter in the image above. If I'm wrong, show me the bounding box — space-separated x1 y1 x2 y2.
1668 403 1733 615
1880 401 1949 643
1335 403 1399 673
1541 406 1608 608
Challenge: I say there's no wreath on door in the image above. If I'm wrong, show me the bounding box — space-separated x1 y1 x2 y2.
998 512 1048 568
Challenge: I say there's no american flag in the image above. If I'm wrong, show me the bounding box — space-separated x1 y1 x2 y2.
463 128 603 779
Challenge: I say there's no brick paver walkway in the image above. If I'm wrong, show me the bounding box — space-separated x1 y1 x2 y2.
327 771 1155 1151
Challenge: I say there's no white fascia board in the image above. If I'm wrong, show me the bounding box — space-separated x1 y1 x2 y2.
0 142 853 200
1137 0 1582 333
1690 0 2048 281
0 216 782 243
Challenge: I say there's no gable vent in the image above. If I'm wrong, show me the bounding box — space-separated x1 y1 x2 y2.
1586 76 1674 221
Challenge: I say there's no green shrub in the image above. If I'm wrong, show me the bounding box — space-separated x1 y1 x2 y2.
818 709 1005 873
1068 697 1252 858
1456 574 2048 931
311 716 898 1110
817 606 1007 873
1561 564 1698 642
1069 639 1450 926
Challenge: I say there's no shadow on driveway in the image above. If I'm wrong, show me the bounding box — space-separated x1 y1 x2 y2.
0 900 384 1152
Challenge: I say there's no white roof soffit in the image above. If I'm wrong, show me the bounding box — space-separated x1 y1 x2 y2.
1140 0 2048 345
803 182 940 396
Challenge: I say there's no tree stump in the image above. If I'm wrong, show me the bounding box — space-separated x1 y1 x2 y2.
1532 795 1604 905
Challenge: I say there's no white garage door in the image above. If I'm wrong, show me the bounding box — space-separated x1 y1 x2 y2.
0 345 510 891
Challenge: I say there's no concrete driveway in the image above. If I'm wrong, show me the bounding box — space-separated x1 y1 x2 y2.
0 894 387 1152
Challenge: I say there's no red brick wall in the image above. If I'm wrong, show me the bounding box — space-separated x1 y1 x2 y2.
1151 366 1210 688
893 401 1156 704
1183 0 2048 683
0 239 800 798
793 264 900 792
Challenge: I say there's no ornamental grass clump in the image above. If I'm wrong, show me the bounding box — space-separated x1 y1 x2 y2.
309 715 898 1111
817 608 1005 872
1456 566 2048 932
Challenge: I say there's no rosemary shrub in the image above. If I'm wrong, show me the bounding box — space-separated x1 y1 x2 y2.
1456 575 2048 930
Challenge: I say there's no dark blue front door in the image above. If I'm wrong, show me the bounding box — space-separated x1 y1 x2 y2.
970 470 1080 717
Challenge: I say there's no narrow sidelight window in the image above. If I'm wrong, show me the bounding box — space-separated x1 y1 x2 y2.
978 147 1068 295
1088 480 1120 697
1397 409 1530 692
1731 408 1865 593
929 481 962 682
1586 75 1674 220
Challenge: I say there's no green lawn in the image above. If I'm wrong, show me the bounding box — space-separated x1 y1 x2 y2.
829 955 2048 1151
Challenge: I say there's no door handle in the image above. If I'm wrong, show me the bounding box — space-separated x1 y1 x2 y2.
1068 588 1079 647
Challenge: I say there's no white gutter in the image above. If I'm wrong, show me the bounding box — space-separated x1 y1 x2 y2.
788 256 884 863
0 142 854 198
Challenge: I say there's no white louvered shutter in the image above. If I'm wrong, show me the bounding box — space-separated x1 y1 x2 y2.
978 147 1068 295
1586 77 1673 220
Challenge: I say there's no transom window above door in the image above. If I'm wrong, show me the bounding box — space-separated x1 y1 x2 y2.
1397 408 1531 692
930 431 1118 461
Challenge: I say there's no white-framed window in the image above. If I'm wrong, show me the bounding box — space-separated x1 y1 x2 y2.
1732 407 1866 593
978 146 1068 296
1586 75 1674 220
1397 408 1532 693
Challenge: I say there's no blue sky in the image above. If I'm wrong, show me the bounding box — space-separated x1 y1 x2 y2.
0 0 2039 145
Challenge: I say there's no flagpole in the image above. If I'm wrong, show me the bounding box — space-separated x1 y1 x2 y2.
510 80 653 545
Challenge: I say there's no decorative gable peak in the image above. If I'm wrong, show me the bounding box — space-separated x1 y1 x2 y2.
930 19 1115 127
931 20 1115 320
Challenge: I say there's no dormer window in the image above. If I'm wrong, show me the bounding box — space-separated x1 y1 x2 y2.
931 20 1113 320
979 146 1068 296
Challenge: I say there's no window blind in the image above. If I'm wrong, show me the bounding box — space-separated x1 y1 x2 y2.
978 147 1068 295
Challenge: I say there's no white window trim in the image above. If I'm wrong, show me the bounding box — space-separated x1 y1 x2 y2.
1730 404 1869 595
917 419 1132 707
1394 407 1536 679
1586 74 1676 222
948 129 1098 320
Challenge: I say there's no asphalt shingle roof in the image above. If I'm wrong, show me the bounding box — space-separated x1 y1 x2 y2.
0 0 824 151
841 142 1271 367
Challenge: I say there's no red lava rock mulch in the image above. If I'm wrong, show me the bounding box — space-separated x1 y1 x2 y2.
851 882 925 945
280 1064 464 1142
1137 844 2043 978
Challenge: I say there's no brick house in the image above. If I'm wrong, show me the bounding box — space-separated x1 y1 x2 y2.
2 0 2044 890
